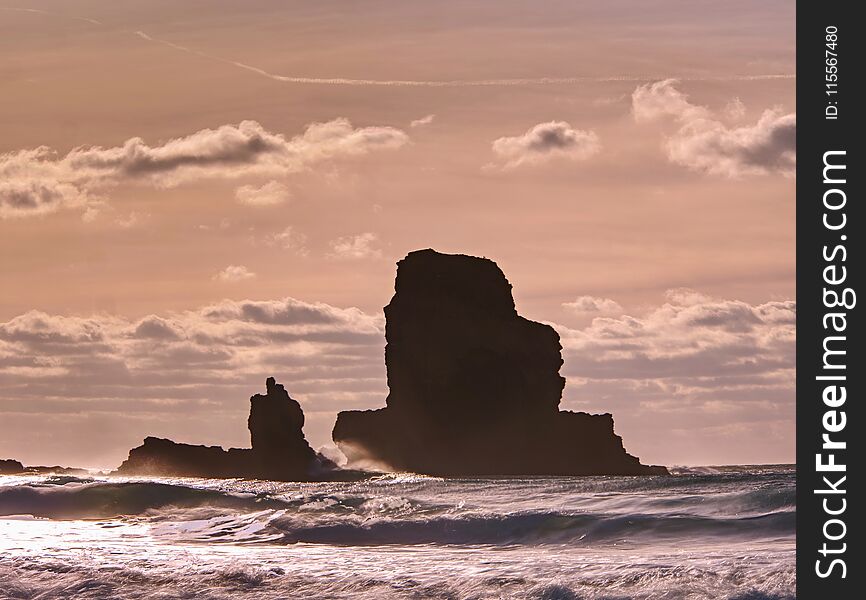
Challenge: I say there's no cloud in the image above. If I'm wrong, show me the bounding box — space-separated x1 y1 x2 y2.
556 289 794 412
0 119 409 219
561 291 794 364
0 289 793 466
410 114 436 128
631 79 795 177
214 265 256 282
666 109 796 177
128 29 794 88
552 289 795 463
328 232 382 259
264 226 308 254
235 180 291 206
723 97 747 120
0 150 92 219
115 211 144 228
133 316 182 340
490 121 600 169
563 296 624 317
631 80 710 123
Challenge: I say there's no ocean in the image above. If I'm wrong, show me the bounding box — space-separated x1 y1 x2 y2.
0 465 794 599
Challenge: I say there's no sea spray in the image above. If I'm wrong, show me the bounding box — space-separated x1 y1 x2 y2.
1 466 794 599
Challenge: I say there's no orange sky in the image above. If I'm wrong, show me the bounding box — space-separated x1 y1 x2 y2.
0 0 795 468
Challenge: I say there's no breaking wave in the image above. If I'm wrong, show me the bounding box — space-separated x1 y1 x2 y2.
0 468 795 599
0 472 794 547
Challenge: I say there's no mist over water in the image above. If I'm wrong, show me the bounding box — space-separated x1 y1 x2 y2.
0 466 794 599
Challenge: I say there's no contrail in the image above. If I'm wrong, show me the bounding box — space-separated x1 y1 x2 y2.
225 62 795 87
0 6 102 25
7 8 795 88
135 30 794 87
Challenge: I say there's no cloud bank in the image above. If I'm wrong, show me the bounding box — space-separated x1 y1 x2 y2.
555 289 794 461
632 79 795 177
0 297 387 465
0 119 409 219
0 289 793 465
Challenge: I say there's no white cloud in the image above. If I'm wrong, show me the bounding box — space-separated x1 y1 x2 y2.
631 79 709 123
264 226 308 254
410 114 436 128
0 154 90 219
563 295 624 317
0 119 409 219
214 265 256 282
556 289 794 411
81 205 102 223
631 79 795 177
552 289 795 463
666 109 795 178
490 121 600 170
664 288 713 306
723 97 747 120
0 299 385 388
328 232 382 259
235 180 291 206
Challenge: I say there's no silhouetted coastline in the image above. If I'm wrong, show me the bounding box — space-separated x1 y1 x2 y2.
0 459 89 476
70 249 667 480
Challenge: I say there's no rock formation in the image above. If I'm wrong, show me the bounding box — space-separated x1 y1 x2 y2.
0 460 87 475
333 249 667 476
116 378 336 480
247 377 319 478
0 459 24 475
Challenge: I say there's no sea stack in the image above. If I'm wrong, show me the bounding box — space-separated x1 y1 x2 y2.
116 378 333 480
246 377 319 478
333 249 667 476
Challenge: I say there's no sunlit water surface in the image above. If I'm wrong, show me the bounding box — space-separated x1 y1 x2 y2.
0 466 794 599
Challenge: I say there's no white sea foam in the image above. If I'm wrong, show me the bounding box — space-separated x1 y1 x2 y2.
0 467 794 599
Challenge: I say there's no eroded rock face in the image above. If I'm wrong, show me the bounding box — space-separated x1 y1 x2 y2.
333 249 667 476
116 378 333 481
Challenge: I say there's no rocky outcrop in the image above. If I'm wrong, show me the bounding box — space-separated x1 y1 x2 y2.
0 459 24 475
116 378 335 480
247 377 319 478
24 465 90 476
333 249 667 476
0 460 87 476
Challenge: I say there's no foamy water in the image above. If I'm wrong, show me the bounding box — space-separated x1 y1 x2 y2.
0 466 794 599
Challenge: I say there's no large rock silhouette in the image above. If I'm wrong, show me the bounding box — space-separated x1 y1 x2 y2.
0 459 24 475
333 249 667 476
247 377 319 477
116 378 334 480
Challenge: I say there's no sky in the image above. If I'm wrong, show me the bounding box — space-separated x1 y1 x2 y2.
0 0 795 469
